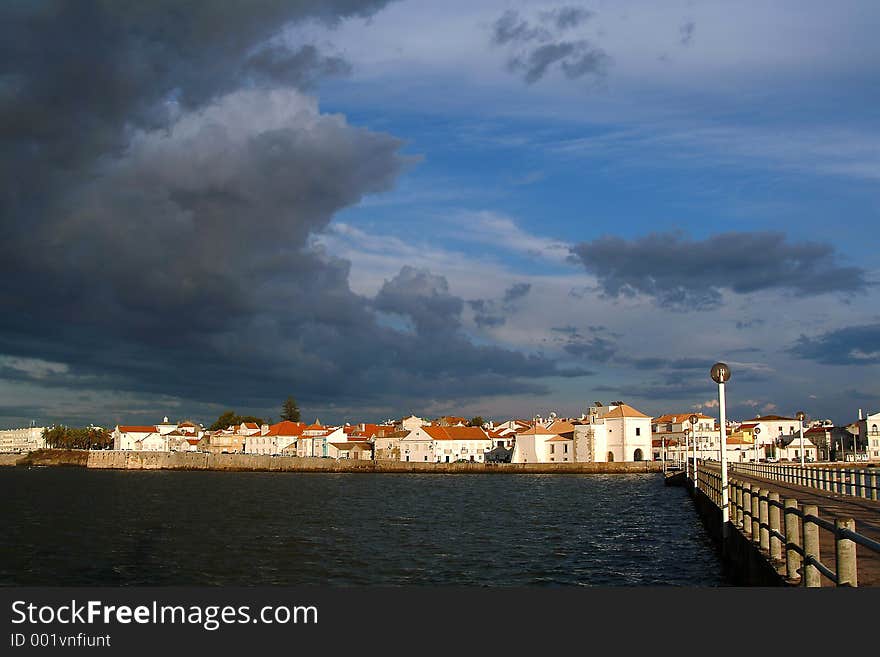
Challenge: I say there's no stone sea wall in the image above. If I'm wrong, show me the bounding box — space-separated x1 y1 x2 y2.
86 450 662 474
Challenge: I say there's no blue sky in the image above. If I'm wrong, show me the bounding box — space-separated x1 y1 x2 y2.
1 1 878 428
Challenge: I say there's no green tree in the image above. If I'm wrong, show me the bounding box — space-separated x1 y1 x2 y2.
280 396 301 422
469 416 486 428
208 411 264 431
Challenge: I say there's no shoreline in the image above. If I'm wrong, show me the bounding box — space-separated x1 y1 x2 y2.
2 449 662 474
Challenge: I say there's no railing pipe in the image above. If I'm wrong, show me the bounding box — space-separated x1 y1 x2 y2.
784 498 801 582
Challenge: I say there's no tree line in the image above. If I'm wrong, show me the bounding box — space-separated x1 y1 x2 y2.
42 426 112 450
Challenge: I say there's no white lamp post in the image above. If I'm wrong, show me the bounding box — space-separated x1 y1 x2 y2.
711 362 731 538
753 426 761 464
690 414 699 491
796 411 806 468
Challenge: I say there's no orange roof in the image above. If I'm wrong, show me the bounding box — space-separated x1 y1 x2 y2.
179 421 196 427
603 403 650 419
516 425 557 436
304 419 324 431
265 421 306 437
654 413 712 424
243 422 260 429
118 425 157 433
186 438 200 445
422 426 488 441
545 434 571 442
547 420 575 434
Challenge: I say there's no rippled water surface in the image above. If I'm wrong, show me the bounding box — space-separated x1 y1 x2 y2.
0 468 727 586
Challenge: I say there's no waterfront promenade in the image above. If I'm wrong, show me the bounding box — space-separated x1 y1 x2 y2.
693 461 880 586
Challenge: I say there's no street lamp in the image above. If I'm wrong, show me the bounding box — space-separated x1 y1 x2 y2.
753 426 761 464
796 411 806 468
711 362 731 539
690 414 699 491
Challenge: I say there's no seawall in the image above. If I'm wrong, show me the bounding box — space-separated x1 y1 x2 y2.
87 451 662 473
686 482 787 586
6 449 90 467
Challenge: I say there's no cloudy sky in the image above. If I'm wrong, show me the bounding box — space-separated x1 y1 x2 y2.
1 0 878 428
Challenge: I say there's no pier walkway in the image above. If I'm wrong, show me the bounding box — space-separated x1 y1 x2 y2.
691 461 880 586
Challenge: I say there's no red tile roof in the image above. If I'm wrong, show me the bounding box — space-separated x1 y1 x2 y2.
265 421 306 437
118 425 158 433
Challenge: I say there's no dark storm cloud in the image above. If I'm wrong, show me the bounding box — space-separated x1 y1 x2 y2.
569 231 868 310
244 44 352 89
469 282 532 328
736 318 766 330
490 6 609 83
0 1 588 423
541 7 594 30
374 266 464 334
680 21 695 46
503 282 532 303
788 323 880 365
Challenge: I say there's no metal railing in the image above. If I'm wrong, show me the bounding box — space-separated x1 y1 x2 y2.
730 462 880 500
690 461 880 587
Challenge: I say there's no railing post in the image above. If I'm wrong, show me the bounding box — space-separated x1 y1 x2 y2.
784 498 801 583
858 470 866 499
735 480 744 528
751 487 761 544
872 472 879 502
832 470 839 494
802 504 820 587
769 492 782 563
743 484 753 537
835 518 858 587
759 490 770 552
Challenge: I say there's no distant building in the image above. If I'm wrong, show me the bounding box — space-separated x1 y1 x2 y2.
511 425 572 463
245 421 305 455
373 430 408 461
858 411 880 461
400 425 492 463
113 425 159 451
399 415 428 432
0 426 46 452
597 402 653 462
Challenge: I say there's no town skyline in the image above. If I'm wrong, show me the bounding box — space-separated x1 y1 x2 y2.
1 2 878 430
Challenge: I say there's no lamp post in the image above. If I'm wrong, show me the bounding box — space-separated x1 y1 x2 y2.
796 411 806 468
753 426 761 464
711 362 731 539
690 414 699 491
662 433 666 476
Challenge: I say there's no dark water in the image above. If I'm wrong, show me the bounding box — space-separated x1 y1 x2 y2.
0 468 727 586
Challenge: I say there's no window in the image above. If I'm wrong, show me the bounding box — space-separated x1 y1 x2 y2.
636 428 641 436
564 444 569 454
549 444 555 454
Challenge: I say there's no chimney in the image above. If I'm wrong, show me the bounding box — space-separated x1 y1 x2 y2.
859 409 863 420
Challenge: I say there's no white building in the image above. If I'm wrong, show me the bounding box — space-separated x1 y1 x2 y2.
400 425 493 463
858 411 880 461
113 425 159 450
399 415 428 432
596 402 652 462
511 425 572 463
0 426 47 452
245 421 304 455
296 421 345 458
